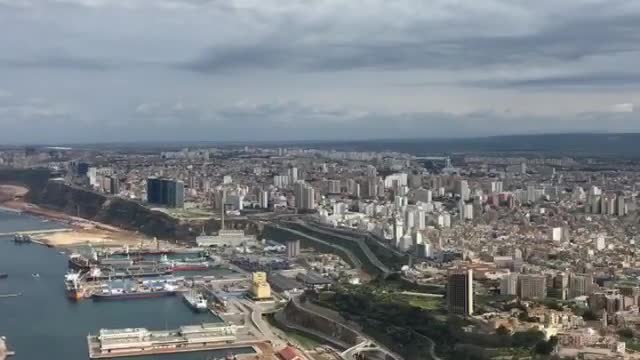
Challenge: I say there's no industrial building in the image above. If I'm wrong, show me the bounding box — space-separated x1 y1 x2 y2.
251 272 272 300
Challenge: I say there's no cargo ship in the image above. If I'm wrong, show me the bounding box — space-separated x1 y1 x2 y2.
93 284 177 301
68 253 93 270
84 266 173 281
64 272 84 300
182 290 208 312
170 261 210 272
161 255 218 272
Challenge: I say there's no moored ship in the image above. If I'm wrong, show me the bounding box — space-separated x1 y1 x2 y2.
12 234 31 244
182 290 208 312
68 253 93 270
84 264 173 281
92 289 176 301
170 261 210 272
64 272 85 300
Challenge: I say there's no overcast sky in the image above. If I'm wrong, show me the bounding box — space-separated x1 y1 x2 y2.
1 0 639 144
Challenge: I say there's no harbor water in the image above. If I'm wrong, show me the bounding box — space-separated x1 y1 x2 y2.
0 211 253 360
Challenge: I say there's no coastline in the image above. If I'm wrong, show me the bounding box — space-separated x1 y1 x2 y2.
0 185 163 248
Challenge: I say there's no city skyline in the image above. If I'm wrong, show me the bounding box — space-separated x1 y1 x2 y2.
1 0 640 143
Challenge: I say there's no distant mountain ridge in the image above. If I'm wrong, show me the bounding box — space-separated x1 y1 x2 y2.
2 132 640 157
292 133 640 157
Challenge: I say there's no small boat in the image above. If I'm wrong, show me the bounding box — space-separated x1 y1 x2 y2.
0 273 8 279
32 273 40 278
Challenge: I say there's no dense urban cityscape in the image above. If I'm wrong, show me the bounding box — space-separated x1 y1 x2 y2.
2 0 640 359
1 137 640 360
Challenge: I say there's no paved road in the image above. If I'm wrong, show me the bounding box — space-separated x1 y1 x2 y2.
289 221 392 276
269 223 363 270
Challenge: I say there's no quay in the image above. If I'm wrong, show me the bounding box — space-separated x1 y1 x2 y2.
0 206 22 214
0 228 71 237
0 336 15 359
87 323 259 359
0 293 21 299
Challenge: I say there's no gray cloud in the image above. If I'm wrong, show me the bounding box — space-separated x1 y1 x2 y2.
2 0 640 143
0 56 111 71
469 73 640 89
183 7 640 74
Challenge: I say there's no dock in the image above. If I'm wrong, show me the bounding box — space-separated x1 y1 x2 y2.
0 206 22 214
0 228 71 237
0 293 21 299
87 323 260 359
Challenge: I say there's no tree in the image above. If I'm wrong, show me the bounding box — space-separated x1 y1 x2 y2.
512 330 545 348
582 309 599 321
618 328 634 339
496 325 511 336
534 336 558 355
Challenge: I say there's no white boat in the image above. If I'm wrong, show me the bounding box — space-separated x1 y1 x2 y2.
182 290 208 312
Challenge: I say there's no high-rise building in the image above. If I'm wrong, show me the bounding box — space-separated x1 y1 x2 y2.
346 179 357 195
463 204 474 220
287 239 301 258
258 190 269 209
447 269 474 316
501 273 518 296
294 182 316 210
273 175 289 188
617 196 626 216
109 176 120 195
569 274 593 299
288 167 298 183
455 180 469 201
146 177 184 208
327 180 341 194
366 165 377 178
518 274 547 300
490 181 503 193
364 178 377 198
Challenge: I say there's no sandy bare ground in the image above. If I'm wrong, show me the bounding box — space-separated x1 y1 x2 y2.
0 184 156 248
0 184 29 202
0 183 184 249
32 229 145 247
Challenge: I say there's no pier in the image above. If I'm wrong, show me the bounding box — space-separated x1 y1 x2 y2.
87 323 260 359
0 228 71 237
0 293 21 299
0 206 22 214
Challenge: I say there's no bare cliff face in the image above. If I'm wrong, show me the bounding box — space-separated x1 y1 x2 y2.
0 168 260 242
0 169 193 241
40 180 195 240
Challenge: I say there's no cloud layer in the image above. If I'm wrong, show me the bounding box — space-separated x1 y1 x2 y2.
0 0 639 143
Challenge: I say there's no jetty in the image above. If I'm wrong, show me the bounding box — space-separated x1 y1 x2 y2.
87 323 260 359
0 228 71 237
0 206 22 214
0 293 22 299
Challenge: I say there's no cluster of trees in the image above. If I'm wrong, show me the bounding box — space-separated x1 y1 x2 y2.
313 286 560 360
